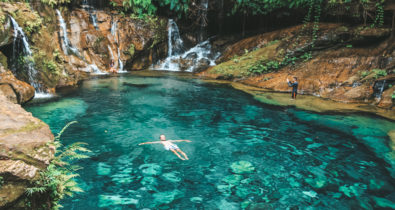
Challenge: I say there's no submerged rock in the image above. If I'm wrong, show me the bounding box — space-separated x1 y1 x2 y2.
152 190 183 206
162 171 181 183
230 161 255 174
139 163 162 176
98 195 138 207
372 196 395 209
302 190 318 198
97 162 111 176
222 174 243 185
190 196 203 203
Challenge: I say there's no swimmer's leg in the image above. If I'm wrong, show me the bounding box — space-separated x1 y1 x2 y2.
171 149 185 160
176 149 189 160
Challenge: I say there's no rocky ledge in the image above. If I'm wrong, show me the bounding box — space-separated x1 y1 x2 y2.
201 23 395 110
0 93 54 208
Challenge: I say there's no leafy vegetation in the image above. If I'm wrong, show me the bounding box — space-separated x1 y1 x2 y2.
372 69 387 79
40 0 71 7
26 121 90 209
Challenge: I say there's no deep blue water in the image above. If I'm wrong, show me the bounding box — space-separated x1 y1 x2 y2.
25 75 395 209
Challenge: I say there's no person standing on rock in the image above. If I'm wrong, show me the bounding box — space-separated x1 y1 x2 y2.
287 77 298 99
138 134 191 160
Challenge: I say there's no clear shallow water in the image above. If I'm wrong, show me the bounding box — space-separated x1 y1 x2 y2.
25 76 395 209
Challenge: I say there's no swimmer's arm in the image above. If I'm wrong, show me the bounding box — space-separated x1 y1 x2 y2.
169 140 192 143
138 141 161 145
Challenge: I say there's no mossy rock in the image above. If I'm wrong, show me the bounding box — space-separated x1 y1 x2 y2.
0 51 7 69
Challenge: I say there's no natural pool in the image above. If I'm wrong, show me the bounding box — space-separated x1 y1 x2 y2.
25 75 395 209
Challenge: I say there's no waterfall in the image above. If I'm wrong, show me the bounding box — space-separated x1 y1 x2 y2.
153 19 220 72
90 13 99 30
110 19 125 72
198 0 209 42
373 80 387 99
117 48 125 72
9 16 45 94
56 10 80 56
89 64 107 75
111 19 117 38
108 45 114 60
167 19 184 57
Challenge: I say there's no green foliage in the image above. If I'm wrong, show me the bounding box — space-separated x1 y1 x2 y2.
119 0 189 18
248 60 280 74
40 0 71 7
372 69 387 79
392 90 395 99
360 70 370 78
26 121 90 210
372 1 384 27
127 43 135 56
0 176 3 188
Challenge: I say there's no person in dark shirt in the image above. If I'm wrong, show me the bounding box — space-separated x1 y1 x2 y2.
287 77 298 99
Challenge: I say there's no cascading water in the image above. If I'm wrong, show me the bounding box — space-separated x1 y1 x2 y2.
198 0 209 42
373 80 387 99
117 48 125 72
9 16 46 95
153 19 220 72
56 10 105 75
90 13 99 30
56 10 80 56
110 19 125 72
108 45 114 60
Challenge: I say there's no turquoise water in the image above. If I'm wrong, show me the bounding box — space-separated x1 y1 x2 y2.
26 75 395 209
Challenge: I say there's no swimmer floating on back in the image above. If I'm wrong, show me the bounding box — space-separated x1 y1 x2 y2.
139 134 191 160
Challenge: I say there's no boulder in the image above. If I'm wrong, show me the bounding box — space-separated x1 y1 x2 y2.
0 93 54 208
193 58 211 73
0 66 35 104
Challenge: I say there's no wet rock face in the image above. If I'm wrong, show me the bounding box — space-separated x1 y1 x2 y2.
57 8 167 73
0 93 54 208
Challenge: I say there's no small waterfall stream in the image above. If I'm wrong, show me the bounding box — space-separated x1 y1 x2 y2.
198 0 209 42
110 19 125 72
9 16 47 96
153 19 219 72
56 9 106 75
90 13 99 30
56 10 80 56
373 80 387 99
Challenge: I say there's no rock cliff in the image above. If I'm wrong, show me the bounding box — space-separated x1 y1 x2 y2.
202 23 395 110
0 93 54 208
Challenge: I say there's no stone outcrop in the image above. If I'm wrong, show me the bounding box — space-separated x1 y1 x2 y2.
201 23 395 109
0 66 35 104
0 93 54 208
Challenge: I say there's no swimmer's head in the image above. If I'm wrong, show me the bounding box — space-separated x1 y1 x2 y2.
159 134 166 141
